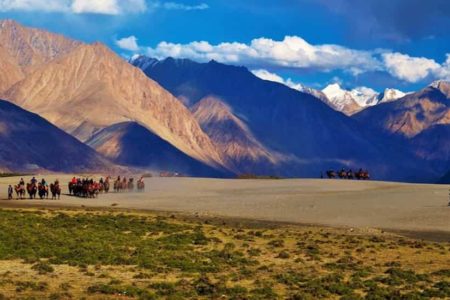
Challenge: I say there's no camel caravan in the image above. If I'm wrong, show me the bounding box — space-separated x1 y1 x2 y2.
8 175 145 200
68 176 145 198
324 168 370 180
112 176 145 193
10 177 61 200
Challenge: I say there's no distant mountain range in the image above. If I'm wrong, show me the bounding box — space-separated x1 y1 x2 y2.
312 84 407 116
130 55 434 181
0 19 448 182
354 80 450 176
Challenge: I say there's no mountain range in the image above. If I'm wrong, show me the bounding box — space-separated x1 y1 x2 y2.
130 56 435 181
319 84 407 116
0 20 448 182
354 80 450 176
0 20 231 176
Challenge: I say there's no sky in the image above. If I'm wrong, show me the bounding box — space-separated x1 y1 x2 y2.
0 0 449 93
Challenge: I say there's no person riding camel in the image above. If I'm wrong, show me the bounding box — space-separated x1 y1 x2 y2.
99 177 104 184
71 177 77 184
55 179 59 185
31 177 37 185
41 178 47 186
19 178 25 186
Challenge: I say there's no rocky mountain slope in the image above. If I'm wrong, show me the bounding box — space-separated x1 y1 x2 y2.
0 99 112 172
191 96 286 174
131 56 432 181
354 81 450 138
0 19 81 74
0 45 24 93
1 26 231 174
86 122 226 177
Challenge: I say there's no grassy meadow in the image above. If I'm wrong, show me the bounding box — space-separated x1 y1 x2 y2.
0 209 447 299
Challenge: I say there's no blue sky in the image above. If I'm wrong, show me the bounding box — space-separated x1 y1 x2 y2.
1 0 449 92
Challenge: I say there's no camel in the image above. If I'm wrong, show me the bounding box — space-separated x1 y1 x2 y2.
50 183 61 200
14 185 26 199
26 183 37 199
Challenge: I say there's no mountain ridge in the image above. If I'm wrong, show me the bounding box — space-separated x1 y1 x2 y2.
3 39 233 173
131 55 435 181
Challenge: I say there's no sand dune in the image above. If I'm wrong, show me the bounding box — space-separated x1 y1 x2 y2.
0 176 449 235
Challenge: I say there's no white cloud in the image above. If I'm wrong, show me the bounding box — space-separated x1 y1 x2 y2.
382 52 441 83
71 0 146 14
0 0 70 12
115 35 140 51
146 36 382 75
434 54 450 81
251 69 304 91
160 2 209 10
0 0 146 14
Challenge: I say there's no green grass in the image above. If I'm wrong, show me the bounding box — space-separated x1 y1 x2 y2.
0 209 447 299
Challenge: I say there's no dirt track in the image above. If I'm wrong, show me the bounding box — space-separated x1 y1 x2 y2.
1 175 449 237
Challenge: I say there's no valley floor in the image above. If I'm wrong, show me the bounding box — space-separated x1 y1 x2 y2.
0 176 449 239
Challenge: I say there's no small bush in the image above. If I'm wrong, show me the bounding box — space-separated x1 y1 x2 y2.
31 261 54 274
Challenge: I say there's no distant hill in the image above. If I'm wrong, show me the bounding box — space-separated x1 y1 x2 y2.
86 122 229 177
131 56 433 181
0 100 112 173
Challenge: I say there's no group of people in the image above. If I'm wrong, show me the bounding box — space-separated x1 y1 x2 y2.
113 176 145 192
323 168 370 180
6 175 146 200
68 175 145 198
8 177 61 200
68 176 111 198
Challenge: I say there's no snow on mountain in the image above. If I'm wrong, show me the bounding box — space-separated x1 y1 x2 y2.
377 88 407 103
321 84 407 115
321 83 362 115
350 86 378 107
250 68 407 115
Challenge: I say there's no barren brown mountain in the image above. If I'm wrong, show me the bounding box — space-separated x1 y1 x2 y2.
86 122 228 176
3 42 230 171
191 96 287 173
0 45 24 93
354 81 450 138
0 19 81 74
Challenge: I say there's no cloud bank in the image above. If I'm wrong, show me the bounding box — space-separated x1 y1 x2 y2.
146 36 382 75
143 36 450 83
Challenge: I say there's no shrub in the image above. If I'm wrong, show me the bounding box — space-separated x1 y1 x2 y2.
31 261 54 274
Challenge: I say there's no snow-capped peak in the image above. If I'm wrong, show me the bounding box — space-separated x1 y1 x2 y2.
322 84 361 114
430 80 448 89
322 83 347 99
378 88 407 103
349 86 378 107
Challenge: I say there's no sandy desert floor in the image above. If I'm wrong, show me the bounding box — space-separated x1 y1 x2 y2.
0 175 449 239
